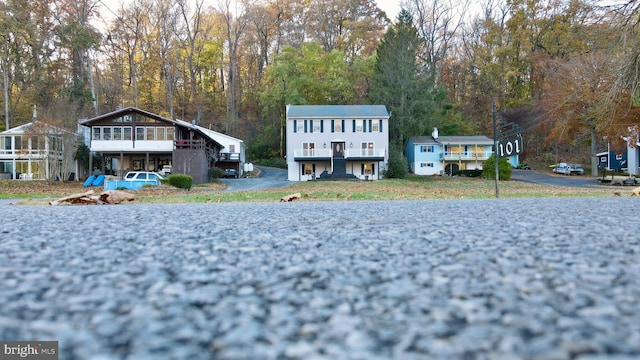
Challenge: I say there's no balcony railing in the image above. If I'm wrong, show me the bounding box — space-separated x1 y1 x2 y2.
219 152 241 161
175 139 205 149
440 151 493 160
293 148 385 159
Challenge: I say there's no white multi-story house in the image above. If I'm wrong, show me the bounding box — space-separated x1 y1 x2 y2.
406 128 494 176
285 105 390 181
0 122 77 181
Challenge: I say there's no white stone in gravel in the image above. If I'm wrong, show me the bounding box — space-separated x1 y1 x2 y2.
284 341 315 358
577 305 619 317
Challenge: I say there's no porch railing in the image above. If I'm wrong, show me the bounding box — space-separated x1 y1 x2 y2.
293 148 385 158
440 150 493 160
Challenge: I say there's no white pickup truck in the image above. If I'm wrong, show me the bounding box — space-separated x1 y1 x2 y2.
159 165 172 176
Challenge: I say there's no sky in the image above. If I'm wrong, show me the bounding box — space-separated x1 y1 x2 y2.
98 0 401 24
375 0 400 20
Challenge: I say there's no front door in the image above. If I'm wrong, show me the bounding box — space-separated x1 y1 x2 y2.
332 142 346 175
332 142 345 158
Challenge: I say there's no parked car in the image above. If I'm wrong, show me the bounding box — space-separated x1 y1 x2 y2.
104 171 165 190
159 165 172 176
223 169 238 178
125 171 166 181
569 164 585 175
552 163 571 175
552 163 584 176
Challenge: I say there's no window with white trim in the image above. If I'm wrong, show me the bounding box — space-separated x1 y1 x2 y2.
113 127 122 140
362 142 374 156
297 121 304 133
334 120 342 132
103 127 111 140
157 127 166 141
136 127 145 140
420 162 434 167
124 127 132 140
302 142 315 157
420 145 434 153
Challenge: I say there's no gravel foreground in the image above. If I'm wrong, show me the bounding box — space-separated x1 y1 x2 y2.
1 198 640 360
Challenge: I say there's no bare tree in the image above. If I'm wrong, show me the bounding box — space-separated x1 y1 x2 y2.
406 0 470 82
175 0 205 122
219 0 249 134
106 0 150 108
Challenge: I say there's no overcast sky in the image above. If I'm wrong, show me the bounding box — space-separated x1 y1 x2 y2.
98 0 401 24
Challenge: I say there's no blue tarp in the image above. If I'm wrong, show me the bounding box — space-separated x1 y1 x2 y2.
82 175 96 187
92 174 106 186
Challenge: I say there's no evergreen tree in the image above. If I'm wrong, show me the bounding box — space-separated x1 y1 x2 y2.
368 9 435 147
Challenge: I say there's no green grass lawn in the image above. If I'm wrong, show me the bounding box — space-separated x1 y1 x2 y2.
139 175 619 204
2 175 622 205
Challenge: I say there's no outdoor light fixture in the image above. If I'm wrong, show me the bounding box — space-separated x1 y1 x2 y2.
323 142 326 148
350 142 353 148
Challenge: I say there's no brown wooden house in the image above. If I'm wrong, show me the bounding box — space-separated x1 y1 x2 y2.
79 107 227 184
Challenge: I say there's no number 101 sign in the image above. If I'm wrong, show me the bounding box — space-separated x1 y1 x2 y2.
499 134 523 157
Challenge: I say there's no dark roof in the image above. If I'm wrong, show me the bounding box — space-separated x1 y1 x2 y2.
409 135 494 146
286 105 389 118
79 107 223 148
79 107 176 125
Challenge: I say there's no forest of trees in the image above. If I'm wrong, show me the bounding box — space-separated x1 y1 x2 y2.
2 0 639 171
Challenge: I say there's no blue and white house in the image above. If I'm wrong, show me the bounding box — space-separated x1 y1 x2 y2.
285 105 390 181
406 128 494 176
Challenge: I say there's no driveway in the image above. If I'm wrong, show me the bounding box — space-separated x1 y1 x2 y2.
218 166 290 192
511 169 602 188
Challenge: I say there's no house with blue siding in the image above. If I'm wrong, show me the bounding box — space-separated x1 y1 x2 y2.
285 105 389 181
406 128 494 176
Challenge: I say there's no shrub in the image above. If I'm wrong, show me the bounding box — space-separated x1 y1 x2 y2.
209 167 225 179
384 148 408 179
482 155 512 180
167 174 193 190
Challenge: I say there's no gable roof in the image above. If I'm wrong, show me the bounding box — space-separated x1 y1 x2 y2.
80 107 224 148
1 121 75 136
79 107 176 126
1 122 34 134
173 119 245 148
409 135 494 146
286 105 389 119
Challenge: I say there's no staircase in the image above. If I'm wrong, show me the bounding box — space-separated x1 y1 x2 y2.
317 158 358 180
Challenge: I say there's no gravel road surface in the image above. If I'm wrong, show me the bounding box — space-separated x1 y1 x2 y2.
2 197 640 359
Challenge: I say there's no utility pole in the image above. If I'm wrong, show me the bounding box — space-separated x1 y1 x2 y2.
492 99 500 198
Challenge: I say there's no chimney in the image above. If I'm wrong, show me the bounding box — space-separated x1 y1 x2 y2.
432 127 439 139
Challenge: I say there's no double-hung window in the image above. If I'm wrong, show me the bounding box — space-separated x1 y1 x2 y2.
362 142 374 156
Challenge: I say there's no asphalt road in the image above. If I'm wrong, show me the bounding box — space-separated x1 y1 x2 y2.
511 169 603 188
218 166 289 192
2 197 640 359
